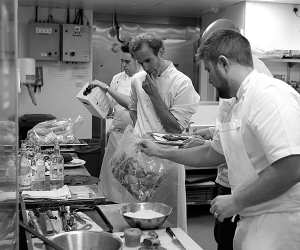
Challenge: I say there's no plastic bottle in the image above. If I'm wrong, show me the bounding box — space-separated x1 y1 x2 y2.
31 145 45 190
19 142 32 190
50 142 64 189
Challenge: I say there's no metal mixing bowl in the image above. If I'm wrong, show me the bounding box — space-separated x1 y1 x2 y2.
120 202 172 230
47 231 122 250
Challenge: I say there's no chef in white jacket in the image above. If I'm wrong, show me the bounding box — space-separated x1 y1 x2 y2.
140 30 300 250
94 43 142 132
100 33 200 231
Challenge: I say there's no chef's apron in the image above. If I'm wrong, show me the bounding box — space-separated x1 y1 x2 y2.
218 97 300 250
110 108 132 133
99 131 187 231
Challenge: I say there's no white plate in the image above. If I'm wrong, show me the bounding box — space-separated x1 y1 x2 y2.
64 159 86 168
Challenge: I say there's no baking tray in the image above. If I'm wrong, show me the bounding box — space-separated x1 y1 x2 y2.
21 198 114 235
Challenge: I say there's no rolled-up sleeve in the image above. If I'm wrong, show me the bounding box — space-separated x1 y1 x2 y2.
210 129 224 155
169 79 200 129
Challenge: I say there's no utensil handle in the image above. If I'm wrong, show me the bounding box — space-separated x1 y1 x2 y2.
19 222 64 250
166 227 175 239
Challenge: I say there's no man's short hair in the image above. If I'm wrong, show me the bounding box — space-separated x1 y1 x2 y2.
120 42 130 53
198 30 253 68
201 19 240 43
129 33 164 56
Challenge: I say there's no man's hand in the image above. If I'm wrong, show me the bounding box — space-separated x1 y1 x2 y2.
182 136 206 148
210 195 244 222
91 80 109 92
192 127 214 140
142 74 160 98
139 140 163 157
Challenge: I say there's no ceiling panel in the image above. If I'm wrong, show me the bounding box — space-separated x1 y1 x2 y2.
19 0 243 17
19 0 300 17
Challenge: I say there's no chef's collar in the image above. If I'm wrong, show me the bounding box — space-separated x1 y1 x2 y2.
157 62 174 78
236 70 256 100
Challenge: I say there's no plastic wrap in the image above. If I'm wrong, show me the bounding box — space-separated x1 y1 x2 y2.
27 116 83 145
110 126 168 201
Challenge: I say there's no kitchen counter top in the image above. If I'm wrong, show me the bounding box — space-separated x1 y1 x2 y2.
99 204 204 250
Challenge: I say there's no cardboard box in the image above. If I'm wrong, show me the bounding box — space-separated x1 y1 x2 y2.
76 82 111 119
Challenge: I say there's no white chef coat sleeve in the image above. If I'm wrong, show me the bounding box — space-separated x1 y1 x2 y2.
128 78 138 112
210 129 224 155
248 84 300 166
169 78 200 129
108 74 119 107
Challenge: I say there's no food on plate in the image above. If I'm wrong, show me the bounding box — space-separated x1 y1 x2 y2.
162 134 189 141
124 228 142 247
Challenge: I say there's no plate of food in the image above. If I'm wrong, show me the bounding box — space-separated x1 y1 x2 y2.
64 158 86 168
150 132 192 146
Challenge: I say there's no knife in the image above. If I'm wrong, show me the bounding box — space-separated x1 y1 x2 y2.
166 227 187 250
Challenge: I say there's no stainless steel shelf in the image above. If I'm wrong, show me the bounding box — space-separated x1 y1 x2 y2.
260 58 300 63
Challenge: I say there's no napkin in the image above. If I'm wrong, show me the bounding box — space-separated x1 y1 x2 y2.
22 185 71 200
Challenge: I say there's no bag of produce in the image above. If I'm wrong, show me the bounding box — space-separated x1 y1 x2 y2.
110 126 168 201
27 116 83 145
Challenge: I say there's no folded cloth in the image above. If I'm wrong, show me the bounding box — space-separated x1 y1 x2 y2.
0 191 17 201
68 185 96 199
22 185 71 200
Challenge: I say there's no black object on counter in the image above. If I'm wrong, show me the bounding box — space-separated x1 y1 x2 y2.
75 138 104 177
166 227 187 250
62 153 73 163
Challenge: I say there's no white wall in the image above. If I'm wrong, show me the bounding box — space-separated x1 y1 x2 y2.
245 2 300 51
18 7 93 138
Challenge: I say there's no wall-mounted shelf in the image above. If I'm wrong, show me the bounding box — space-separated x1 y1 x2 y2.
260 57 300 93
260 57 300 64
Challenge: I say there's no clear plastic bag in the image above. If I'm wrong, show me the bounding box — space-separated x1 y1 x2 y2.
110 126 168 201
27 116 83 145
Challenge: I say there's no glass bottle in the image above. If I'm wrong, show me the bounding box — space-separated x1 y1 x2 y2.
50 142 64 189
31 145 45 190
19 142 32 190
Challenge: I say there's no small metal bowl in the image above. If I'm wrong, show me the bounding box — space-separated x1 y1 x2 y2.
47 231 122 250
120 202 172 230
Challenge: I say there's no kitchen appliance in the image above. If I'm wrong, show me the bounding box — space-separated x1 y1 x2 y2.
62 24 91 63
28 23 60 61
17 57 37 105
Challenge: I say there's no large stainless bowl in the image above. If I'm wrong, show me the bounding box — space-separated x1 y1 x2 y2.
47 231 122 250
120 202 172 230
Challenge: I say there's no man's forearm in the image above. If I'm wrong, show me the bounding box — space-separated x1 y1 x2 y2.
150 96 181 133
233 155 300 210
158 143 225 167
108 87 129 109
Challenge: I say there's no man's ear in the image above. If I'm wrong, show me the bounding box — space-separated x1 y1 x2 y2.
158 47 165 58
217 55 230 72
